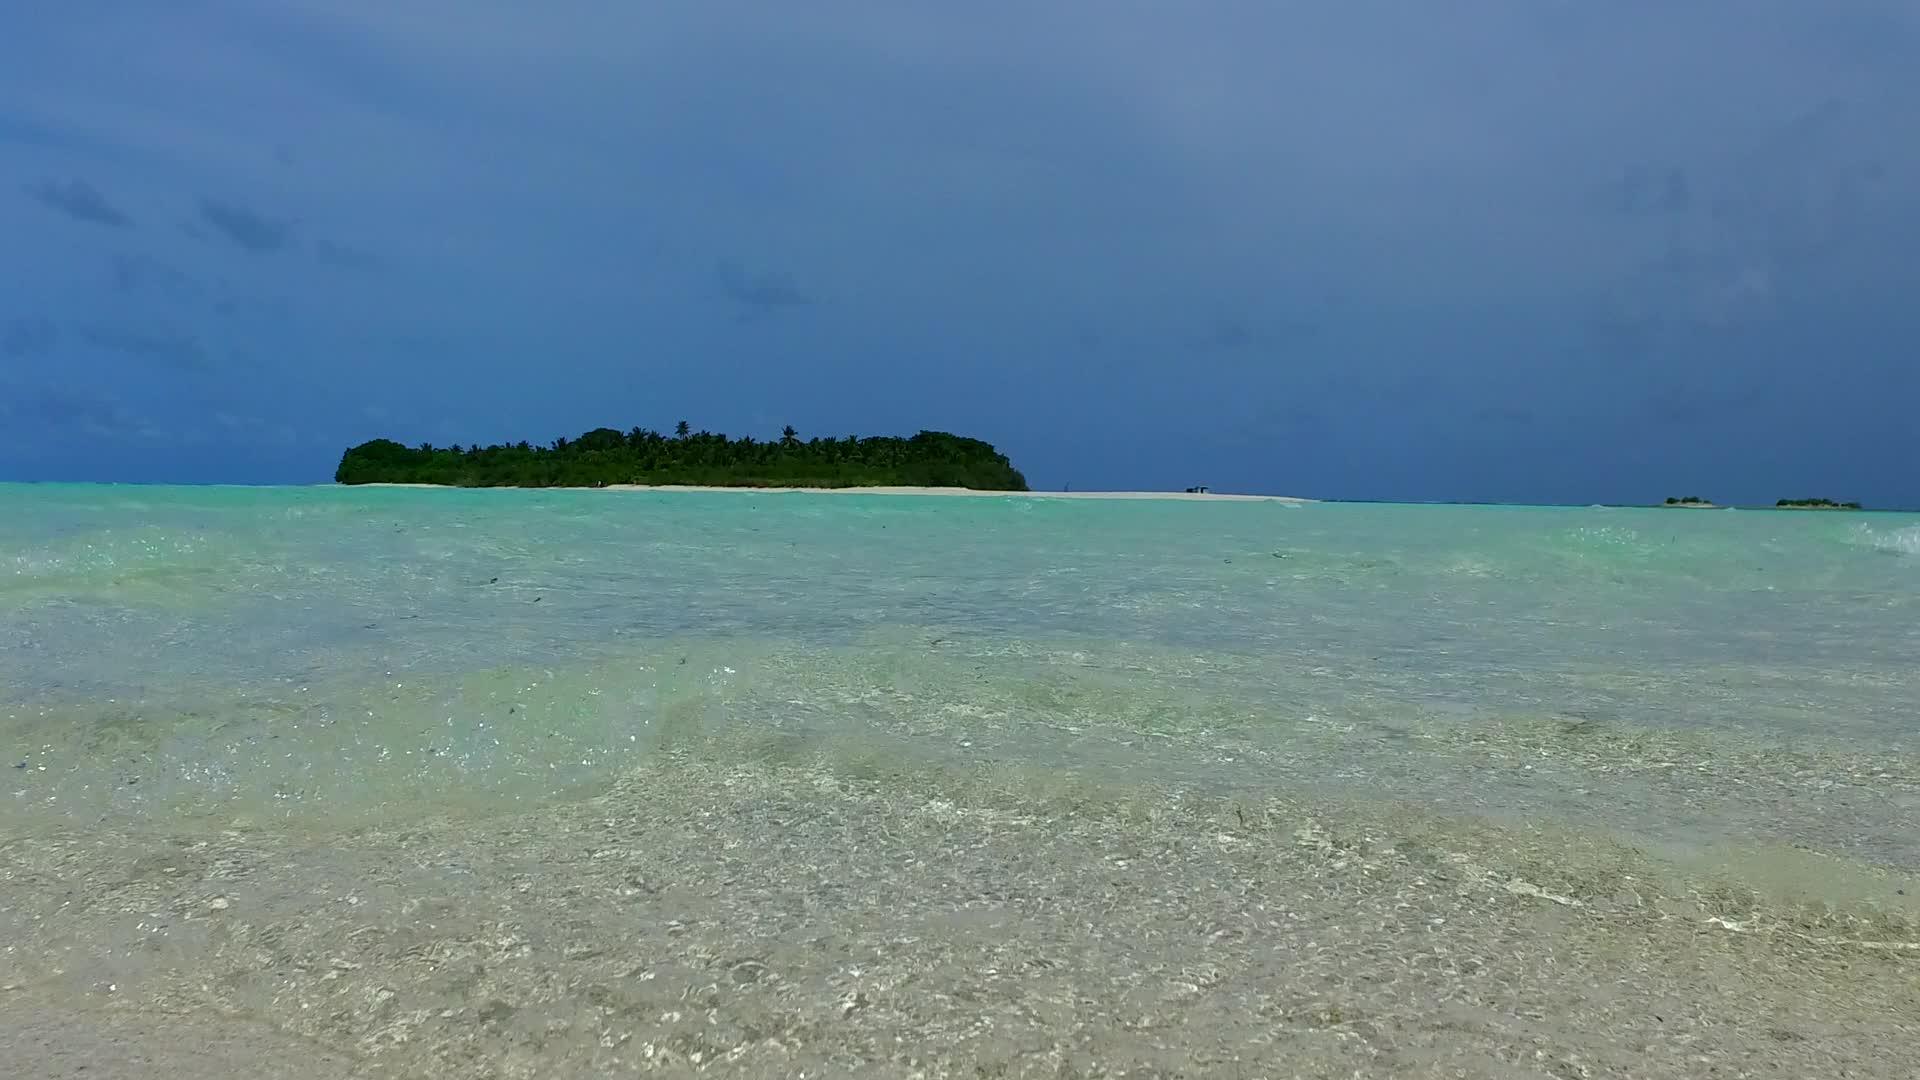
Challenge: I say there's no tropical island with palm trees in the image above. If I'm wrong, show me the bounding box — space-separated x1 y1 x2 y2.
1775 497 1863 510
334 424 1030 491
1655 496 1871 510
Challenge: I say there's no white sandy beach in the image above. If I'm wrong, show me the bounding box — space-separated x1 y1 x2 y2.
365 483 1311 503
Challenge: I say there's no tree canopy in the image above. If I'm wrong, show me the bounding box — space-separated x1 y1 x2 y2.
1775 497 1862 509
334 426 1029 491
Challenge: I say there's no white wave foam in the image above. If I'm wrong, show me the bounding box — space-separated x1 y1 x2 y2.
1850 524 1920 557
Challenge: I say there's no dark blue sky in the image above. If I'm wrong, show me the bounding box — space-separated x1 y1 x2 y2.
4 2 1917 504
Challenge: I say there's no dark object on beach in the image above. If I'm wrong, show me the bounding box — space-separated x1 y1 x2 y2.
1186 485 1211 494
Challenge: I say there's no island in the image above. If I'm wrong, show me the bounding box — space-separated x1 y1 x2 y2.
334 425 1030 491
1662 496 1716 508
1775 498 1863 510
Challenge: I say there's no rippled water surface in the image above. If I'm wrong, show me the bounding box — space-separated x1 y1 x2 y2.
6 486 1917 839
3 484 1917 1077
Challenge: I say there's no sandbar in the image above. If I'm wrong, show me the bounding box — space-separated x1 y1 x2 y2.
362 483 1312 503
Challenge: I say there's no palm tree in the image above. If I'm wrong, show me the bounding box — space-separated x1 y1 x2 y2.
781 424 799 447
675 420 691 439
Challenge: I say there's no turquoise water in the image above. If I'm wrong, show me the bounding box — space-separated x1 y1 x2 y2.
6 485 1920 1076
5 484 1917 857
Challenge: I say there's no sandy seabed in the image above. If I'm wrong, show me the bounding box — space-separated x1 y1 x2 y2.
7 491 1917 1078
4 742 1916 1080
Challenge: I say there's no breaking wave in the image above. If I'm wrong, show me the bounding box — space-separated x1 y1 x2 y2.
1850 524 1920 557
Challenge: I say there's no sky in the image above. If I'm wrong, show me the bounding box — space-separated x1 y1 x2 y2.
3 1 1917 504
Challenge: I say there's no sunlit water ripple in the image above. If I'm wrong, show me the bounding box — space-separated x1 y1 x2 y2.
6 484 1920 1076
1 485 1913 862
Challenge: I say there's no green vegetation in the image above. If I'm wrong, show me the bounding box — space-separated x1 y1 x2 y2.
334 425 1029 490
1775 498 1863 510
1663 496 1714 506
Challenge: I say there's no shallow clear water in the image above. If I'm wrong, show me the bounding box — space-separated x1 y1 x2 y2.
5 485 1917 851
4 485 1918 1077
